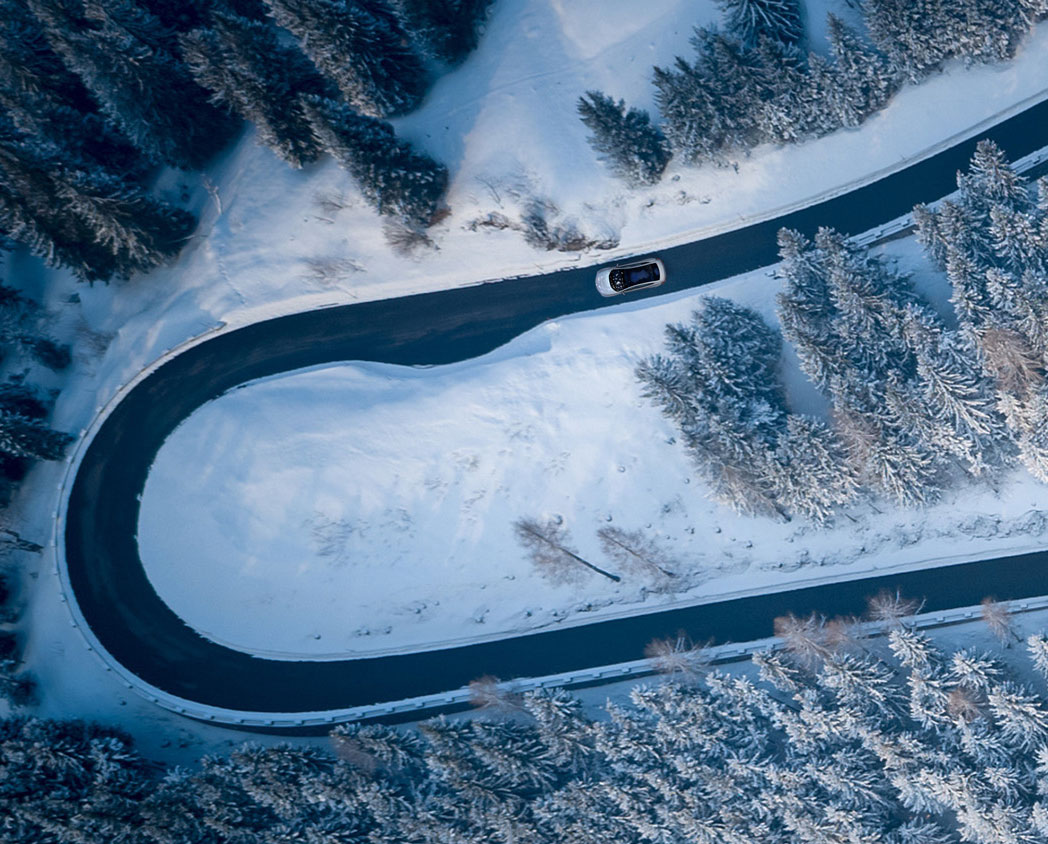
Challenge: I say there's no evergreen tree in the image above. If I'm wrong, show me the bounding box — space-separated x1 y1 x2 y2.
28 0 234 169
825 14 896 122
638 297 800 519
0 409 69 460
652 57 721 165
0 718 155 840
862 0 947 80
718 0 804 47
773 414 858 522
987 682 1048 752
0 3 142 173
577 91 671 186
135 0 212 31
902 306 1012 476
181 11 328 168
523 687 597 773
0 119 196 282
0 0 96 112
263 0 428 118
0 283 70 370
299 94 447 227
388 0 494 65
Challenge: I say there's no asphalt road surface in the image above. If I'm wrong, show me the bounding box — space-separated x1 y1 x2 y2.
64 99 1048 718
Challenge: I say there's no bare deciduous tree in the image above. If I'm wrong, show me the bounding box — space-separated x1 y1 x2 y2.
644 632 711 684
866 589 923 628
981 597 1021 646
823 615 871 655
514 517 620 584
597 526 677 586
947 687 983 723
468 675 522 712
773 612 830 665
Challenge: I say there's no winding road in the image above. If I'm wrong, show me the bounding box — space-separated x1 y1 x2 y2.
62 98 1048 724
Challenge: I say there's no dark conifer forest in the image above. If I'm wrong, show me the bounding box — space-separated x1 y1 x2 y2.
7 604 1048 843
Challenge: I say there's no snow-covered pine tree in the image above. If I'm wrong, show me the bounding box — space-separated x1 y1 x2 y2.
690 296 786 418
634 354 695 424
652 25 792 163
776 227 839 391
718 0 804 47
901 305 1012 476
752 34 812 143
825 14 896 123
833 402 944 507
465 719 559 796
950 648 1004 693
522 687 596 774
387 0 494 65
803 53 862 132
772 414 858 523
962 139 1033 218
27 0 234 169
778 226 963 506
0 129 114 281
1028 633 1048 683
987 682 1048 752
53 166 197 279
135 0 212 31
697 29 778 151
0 718 156 841
0 284 70 371
299 95 447 227
888 628 942 674
181 11 328 168
0 409 69 461
263 0 427 118
989 203 1046 277
0 3 143 173
0 119 196 281
0 0 95 112
916 144 1048 483
872 0 1035 82
330 721 425 775
817 226 914 381
684 413 790 518
652 57 721 165
577 91 671 187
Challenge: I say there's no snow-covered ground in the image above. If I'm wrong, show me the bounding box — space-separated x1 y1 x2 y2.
10 0 1048 742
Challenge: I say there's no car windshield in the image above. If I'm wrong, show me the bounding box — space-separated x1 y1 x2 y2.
625 264 657 285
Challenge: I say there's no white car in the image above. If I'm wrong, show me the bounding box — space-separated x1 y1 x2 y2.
595 257 666 297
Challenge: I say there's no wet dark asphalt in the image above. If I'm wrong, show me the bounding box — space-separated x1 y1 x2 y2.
64 98 1048 717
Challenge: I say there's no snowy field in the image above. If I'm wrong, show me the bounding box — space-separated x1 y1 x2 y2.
137 235 1048 658
9 0 1048 738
